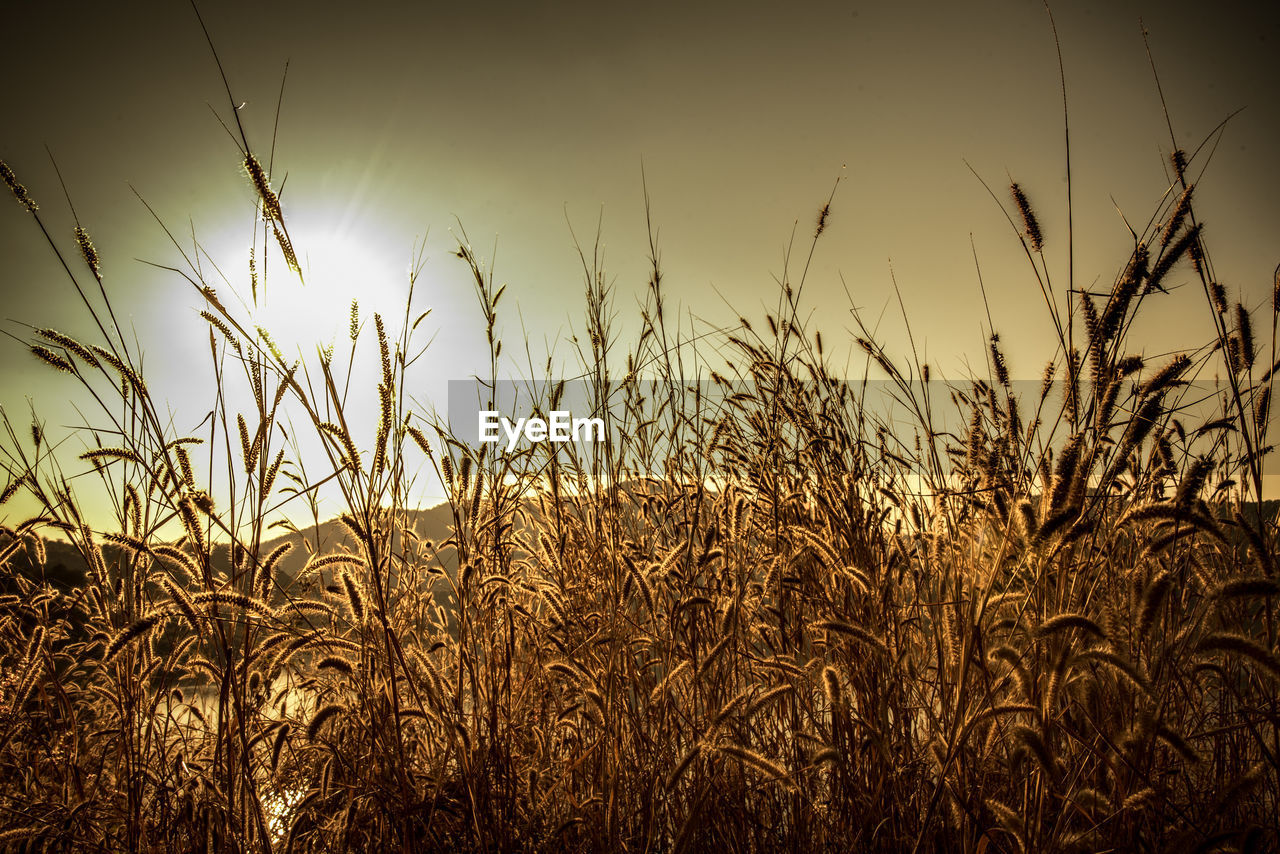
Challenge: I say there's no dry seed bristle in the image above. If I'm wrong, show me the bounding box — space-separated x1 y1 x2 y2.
1160 184 1194 247
1 160 38 212
74 226 100 275
340 571 366 622
1010 183 1043 252
1234 302 1255 370
104 613 165 662
306 703 344 741
30 345 76 375
244 154 282 220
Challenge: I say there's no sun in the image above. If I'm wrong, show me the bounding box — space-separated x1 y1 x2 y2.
252 226 409 356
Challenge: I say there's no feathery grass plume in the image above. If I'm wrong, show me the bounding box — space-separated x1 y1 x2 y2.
256 324 287 363
728 490 748 541
259 448 285 498
622 555 654 614
1234 302 1255 370
1120 500 1222 534
374 313 392 387
244 153 281 220
582 687 608 722
1010 182 1043 252
1047 433 1083 515
821 666 842 708
189 490 215 515
794 525 842 571
173 444 196 490
696 636 733 683
317 421 361 470
1213 577 1280 600
1 160 37 212
745 683 793 719
1226 335 1243 375
545 660 581 684
1122 787 1157 812
440 450 454 491
1139 353 1191 399
1011 724 1056 781
958 702 1037 747
712 690 750 726
1064 347 1082 426
655 539 686 578
36 329 99 368
811 620 890 657
648 660 691 706
1039 359 1056 402
160 577 201 634
190 590 274 619
1171 148 1188 182
255 541 293 600
718 743 789 783
985 799 1026 850
347 299 360 342
405 423 433 458
275 224 302 273
340 571 365 622
1147 223 1202 294
270 723 292 773
306 703 344 741
469 469 483 519
1094 376 1122 431
539 588 570 628
1137 568 1174 639
1160 184 1194 247
666 744 701 789
1195 632 1280 680
458 454 472 499
100 531 149 555
74 226 101 275
815 202 830 238
20 625 46 673
31 345 76 374
536 532 563 577
1209 281 1228 315
990 646 1032 698
88 344 146 394
0 479 20 506
1174 456 1214 507
1016 499 1038 538
989 334 1010 388
1078 648 1150 694
79 447 144 466
0 827 45 847
104 613 165 662
237 414 253 473
1102 245 1148 338
316 655 355 676
1254 385 1271 432
151 544 199 584
1035 613 1104 640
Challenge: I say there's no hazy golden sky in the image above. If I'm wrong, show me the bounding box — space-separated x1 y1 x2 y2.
2 0 1277 513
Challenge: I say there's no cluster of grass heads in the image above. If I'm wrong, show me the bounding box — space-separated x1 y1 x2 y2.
3 86 1280 853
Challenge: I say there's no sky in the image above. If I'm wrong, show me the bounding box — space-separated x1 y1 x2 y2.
2 0 1278 521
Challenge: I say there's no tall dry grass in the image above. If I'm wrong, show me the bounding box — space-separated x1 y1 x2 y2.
2 41 1278 854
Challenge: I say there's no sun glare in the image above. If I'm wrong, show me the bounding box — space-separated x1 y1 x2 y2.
252 227 409 356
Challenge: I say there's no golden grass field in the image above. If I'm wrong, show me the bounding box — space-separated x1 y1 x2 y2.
2 37 1279 853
